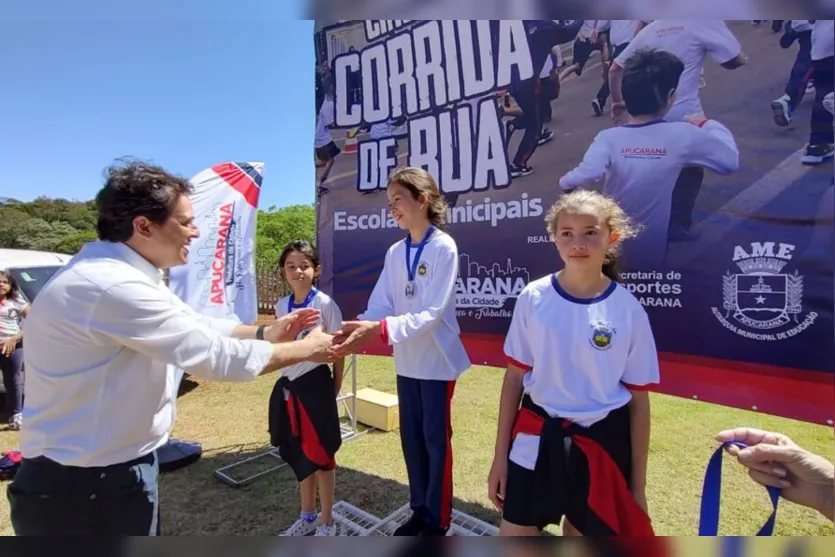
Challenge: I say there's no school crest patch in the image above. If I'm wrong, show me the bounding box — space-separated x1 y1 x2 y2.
589 320 616 350
417 261 429 277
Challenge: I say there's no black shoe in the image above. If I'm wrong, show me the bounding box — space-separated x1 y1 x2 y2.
801 144 835 166
393 513 425 536
418 525 449 537
510 164 534 178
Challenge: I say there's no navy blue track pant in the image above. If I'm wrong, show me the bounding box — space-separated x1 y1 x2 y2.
396 375 455 530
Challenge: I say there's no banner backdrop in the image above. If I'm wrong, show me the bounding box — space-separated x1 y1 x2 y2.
313 20 834 424
169 161 264 325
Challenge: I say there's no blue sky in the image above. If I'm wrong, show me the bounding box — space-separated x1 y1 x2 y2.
1 0 316 210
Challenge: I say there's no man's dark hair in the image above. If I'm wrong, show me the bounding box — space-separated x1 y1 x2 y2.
622 48 685 117
95 159 193 243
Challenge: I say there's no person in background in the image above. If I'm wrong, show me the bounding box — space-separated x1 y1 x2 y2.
803 19 834 165
314 81 340 196
592 20 648 117
7 159 336 536
770 20 815 127
559 48 739 269
717 428 834 521
608 20 746 243
271 240 345 537
0 270 28 431
488 190 658 536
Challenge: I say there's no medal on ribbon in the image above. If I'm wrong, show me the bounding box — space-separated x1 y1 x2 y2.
405 226 436 299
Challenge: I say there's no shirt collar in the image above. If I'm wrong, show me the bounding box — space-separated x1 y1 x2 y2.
79 241 164 284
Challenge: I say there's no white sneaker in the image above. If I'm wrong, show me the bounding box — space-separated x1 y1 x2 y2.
315 523 339 536
823 92 834 116
281 516 320 536
8 413 22 431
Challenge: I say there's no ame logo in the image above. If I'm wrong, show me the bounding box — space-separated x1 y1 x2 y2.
711 242 817 341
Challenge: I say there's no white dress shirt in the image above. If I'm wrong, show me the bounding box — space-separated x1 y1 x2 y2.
20 241 275 467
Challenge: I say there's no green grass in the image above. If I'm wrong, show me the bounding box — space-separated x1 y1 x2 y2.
0 355 831 536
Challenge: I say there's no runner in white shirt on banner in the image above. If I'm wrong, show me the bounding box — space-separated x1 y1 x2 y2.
608 20 746 243
592 20 649 117
7 160 336 537
803 19 835 165
559 48 739 269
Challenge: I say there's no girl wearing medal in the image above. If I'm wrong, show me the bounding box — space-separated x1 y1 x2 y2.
334 166 471 536
269 240 345 537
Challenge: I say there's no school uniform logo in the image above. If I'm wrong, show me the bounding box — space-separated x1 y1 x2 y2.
711 242 817 341
417 261 429 277
589 320 616 350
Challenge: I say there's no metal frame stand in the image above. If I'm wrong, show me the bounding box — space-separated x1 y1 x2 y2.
214 354 364 487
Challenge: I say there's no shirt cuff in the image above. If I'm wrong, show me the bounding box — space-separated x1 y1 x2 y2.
380 319 389 344
246 340 276 377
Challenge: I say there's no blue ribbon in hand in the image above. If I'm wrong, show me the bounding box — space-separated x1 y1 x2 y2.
699 441 781 536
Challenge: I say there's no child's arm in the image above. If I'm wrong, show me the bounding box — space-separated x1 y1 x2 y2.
620 305 661 501
494 363 527 459
681 118 740 175
488 292 533 510
325 299 346 394
332 357 345 395
558 133 610 191
627 389 651 498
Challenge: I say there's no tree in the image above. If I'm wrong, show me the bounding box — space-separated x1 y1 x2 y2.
55 229 98 255
256 204 316 270
0 198 97 252
0 195 316 272
14 219 79 252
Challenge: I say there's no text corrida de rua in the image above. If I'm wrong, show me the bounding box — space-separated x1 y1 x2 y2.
332 21 538 194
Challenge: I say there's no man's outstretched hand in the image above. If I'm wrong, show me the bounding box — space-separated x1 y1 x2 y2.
265 308 321 343
332 320 381 357
303 327 338 363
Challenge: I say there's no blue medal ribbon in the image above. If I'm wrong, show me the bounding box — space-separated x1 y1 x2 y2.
288 287 318 314
404 226 436 297
699 441 781 536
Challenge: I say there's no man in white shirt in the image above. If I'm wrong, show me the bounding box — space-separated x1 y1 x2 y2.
7 160 336 536
804 20 834 165
607 20 746 242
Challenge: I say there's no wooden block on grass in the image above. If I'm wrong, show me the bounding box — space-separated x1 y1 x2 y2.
355 388 399 431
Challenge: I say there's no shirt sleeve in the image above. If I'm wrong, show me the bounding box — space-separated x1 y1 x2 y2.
620 304 660 390
89 280 274 382
322 297 344 335
681 121 739 174
503 289 533 370
613 32 642 68
384 237 458 344
694 21 742 65
559 132 610 190
357 246 396 321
